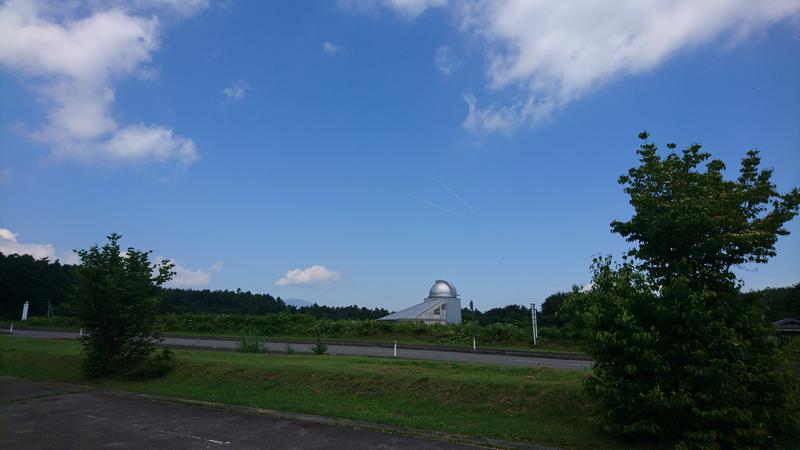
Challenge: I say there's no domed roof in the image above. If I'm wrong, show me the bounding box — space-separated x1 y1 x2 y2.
429 280 457 298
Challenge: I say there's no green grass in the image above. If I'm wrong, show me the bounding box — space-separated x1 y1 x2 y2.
0 336 652 449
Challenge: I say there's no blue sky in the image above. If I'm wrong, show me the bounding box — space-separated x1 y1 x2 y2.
1 1 799 310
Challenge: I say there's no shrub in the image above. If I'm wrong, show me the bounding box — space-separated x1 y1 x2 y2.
236 330 267 354
312 334 328 355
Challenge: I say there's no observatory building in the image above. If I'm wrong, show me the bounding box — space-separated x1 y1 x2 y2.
378 280 462 324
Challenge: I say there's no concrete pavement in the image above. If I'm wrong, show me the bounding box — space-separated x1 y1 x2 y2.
1 377 494 449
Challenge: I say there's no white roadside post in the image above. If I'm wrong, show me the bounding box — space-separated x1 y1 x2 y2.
9 323 12 333
21 301 29 321
531 302 538 346
393 340 397 357
470 300 477 351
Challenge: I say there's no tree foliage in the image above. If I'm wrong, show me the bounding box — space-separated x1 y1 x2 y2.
569 133 800 448
72 234 175 379
742 284 800 322
611 132 800 290
0 252 74 319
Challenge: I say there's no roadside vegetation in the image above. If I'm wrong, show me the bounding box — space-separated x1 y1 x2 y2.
0 336 656 450
15 313 583 353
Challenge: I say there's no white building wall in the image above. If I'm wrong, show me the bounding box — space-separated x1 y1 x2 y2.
444 297 462 324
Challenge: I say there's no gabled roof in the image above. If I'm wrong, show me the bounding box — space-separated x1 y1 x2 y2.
377 299 442 321
774 318 800 326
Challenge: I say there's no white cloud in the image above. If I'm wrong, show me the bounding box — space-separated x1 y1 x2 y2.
461 0 800 132
358 0 800 133
0 228 56 260
165 259 223 288
275 265 341 286
221 78 249 100
102 124 198 165
322 41 340 55
0 0 202 166
434 45 456 75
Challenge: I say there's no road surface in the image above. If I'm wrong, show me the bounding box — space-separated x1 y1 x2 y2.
4 328 593 370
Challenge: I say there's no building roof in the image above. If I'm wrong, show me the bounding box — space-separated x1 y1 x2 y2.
774 318 800 326
429 280 457 298
377 299 441 321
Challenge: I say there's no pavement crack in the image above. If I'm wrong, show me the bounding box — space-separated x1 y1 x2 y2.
131 423 231 446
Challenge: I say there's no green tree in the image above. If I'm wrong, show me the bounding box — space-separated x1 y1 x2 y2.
570 133 800 448
611 132 799 290
540 291 568 327
72 233 175 378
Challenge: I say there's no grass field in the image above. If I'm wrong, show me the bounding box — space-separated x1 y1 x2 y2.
0 336 658 449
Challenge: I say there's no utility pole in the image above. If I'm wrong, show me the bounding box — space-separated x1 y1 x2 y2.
470 300 477 351
531 302 538 346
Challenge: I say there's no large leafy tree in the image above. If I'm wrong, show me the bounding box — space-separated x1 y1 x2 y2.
611 132 799 289
570 133 800 448
72 234 175 378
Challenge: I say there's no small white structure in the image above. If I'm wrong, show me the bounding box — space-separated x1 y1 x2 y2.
21 301 29 321
378 280 462 324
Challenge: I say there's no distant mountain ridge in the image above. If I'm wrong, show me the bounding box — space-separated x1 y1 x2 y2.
284 298 313 307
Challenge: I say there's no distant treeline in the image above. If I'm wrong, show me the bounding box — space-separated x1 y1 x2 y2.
0 252 385 321
1 252 797 323
160 288 389 320
0 253 74 318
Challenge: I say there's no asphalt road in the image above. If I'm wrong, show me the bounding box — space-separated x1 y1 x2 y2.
0 377 481 449
5 329 593 370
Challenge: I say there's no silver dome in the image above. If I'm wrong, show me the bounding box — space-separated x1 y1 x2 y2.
429 280 457 298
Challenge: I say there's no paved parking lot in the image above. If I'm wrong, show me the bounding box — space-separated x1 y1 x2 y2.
1 377 479 449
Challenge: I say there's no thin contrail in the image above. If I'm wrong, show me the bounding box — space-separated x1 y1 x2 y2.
410 195 458 215
440 181 476 214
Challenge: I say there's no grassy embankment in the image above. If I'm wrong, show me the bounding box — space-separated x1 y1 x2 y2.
10 315 585 354
0 336 653 449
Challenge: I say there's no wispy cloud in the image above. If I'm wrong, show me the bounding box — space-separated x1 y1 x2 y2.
322 40 341 55
275 265 341 286
434 45 457 75
0 1 203 166
221 78 250 100
337 0 447 17
440 181 475 214
410 195 458 215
